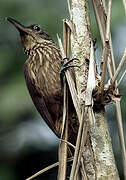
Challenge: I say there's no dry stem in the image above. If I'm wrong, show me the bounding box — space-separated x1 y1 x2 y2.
116 69 126 88
100 0 112 93
111 48 126 86
26 158 73 180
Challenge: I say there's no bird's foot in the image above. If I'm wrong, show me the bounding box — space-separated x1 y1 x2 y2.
60 57 80 86
60 57 80 74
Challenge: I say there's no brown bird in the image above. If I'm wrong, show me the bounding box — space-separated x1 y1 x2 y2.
7 17 78 147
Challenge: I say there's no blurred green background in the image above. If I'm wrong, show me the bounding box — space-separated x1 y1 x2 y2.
0 0 126 179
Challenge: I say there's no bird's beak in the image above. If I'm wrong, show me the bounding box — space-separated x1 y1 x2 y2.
7 17 29 34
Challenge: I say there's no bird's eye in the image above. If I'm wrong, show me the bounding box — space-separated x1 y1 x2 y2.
33 25 41 32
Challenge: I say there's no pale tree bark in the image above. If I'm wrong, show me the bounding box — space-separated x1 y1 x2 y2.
70 0 120 179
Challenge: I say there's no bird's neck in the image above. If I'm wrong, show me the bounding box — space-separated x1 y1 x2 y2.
22 36 57 57
24 40 60 58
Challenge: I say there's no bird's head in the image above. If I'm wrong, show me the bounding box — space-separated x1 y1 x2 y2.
7 17 52 55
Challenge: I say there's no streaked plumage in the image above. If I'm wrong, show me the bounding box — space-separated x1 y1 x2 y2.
7 17 78 147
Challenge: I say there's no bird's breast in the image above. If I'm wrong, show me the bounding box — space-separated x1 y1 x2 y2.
24 47 62 100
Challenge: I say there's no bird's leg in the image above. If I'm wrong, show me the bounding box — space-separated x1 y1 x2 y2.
60 57 80 86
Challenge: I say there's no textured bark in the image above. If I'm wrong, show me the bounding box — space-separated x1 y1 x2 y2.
71 0 120 179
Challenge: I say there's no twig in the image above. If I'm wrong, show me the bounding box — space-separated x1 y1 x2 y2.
74 108 95 180
74 108 88 180
109 35 116 75
58 80 68 180
111 47 126 86
60 139 75 149
116 69 126 88
100 0 112 93
58 20 71 180
88 106 95 125
26 158 73 180
92 0 106 47
92 0 115 76
67 0 71 19
122 0 126 14
57 33 81 122
100 44 109 93
80 158 88 180
69 107 85 180
102 0 107 13
106 0 112 41
107 59 113 78
115 102 126 179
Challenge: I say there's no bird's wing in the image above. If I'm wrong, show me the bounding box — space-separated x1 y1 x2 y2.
24 60 60 137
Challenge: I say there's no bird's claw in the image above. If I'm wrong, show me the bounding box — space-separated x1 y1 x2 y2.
60 57 80 86
60 57 80 74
